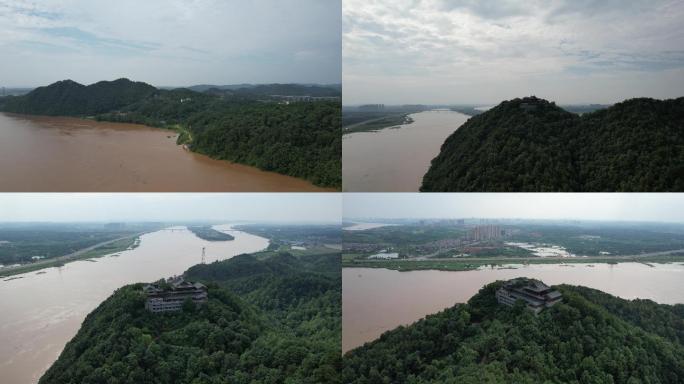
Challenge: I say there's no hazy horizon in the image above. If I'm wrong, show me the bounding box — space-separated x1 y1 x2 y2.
343 0 684 105
0 193 342 223
3 78 343 90
344 193 684 223
0 0 341 88
344 217 682 224
341 95 679 108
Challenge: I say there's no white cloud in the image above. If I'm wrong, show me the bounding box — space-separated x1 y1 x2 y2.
343 0 684 104
0 0 341 86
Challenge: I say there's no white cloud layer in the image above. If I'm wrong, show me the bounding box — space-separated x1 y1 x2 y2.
0 0 341 86
343 0 684 104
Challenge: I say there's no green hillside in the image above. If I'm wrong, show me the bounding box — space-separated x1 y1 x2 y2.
39 251 341 384
0 78 156 115
343 281 684 383
421 96 684 191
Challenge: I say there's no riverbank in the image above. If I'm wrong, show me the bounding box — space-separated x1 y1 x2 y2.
343 110 470 191
343 113 414 134
0 113 332 192
342 253 684 272
0 235 142 278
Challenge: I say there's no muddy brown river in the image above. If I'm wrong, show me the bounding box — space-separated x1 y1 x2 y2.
342 263 684 353
0 113 330 192
343 110 469 191
0 225 268 384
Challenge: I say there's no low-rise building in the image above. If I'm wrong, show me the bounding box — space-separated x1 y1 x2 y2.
496 278 562 314
143 276 208 313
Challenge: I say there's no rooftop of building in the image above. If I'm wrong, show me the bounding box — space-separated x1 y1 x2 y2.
143 276 206 295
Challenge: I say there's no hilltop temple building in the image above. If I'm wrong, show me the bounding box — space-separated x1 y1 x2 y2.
495 278 562 314
143 276 208 313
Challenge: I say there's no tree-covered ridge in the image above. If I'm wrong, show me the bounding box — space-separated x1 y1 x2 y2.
187 83 341 97
343 281 684 384
0 79 341 188
421 96 684 192
0 78 156 115
40 251 341 384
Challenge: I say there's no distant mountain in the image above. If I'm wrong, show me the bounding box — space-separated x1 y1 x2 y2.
186 83 256 93
343 281 684 383
40 251 341 384
188 83 341 97
560 104 611 114
0 78 156 116
0 87 33 96
421 96 684 191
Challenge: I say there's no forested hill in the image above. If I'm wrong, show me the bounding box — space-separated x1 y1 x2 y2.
0 79 341 188
0 78 156 115
343 281 684 384
421 96 684 192
40 251 341 384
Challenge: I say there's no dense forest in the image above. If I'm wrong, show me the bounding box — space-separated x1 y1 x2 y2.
39 251 341 384
421 96 684 191
343 281 684 383
0 79 341 188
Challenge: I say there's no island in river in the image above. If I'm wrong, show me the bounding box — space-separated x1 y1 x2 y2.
0 79 341 190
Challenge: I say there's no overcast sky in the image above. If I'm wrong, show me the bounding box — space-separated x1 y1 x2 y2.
0 193 341 223
343 0 684 105
344 193 684 223
0 0 341 87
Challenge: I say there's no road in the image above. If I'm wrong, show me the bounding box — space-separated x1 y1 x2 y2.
0 233 143 275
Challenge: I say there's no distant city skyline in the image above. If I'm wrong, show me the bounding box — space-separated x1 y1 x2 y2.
0 0 341 87
0 193 342 223
344 193 684 223
343 0 684 105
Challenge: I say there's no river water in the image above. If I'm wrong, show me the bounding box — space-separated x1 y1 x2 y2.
342 263 684 353
342 110 469 191
0 113 329 192
0 225 268 384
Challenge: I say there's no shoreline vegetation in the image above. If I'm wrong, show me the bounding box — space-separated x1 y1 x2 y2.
342 253 684 272
0 235 143 279
0 78 342 189
343 113 416 134
342 220 684 272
